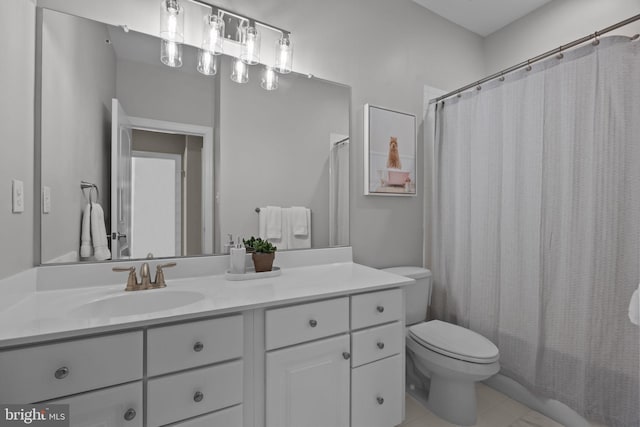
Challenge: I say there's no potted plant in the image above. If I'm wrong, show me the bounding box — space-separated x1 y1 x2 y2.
243 236 277 272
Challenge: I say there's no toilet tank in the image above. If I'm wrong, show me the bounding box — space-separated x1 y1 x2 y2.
381 267 432 325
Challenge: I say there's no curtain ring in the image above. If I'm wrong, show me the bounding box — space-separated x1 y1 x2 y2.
592 31 600 46
556 47 564 60
525 60 532 72
498 73 505 82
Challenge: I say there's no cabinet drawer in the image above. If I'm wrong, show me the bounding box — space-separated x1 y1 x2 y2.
351 321 403 367
351 354 403 427
351 289 402 330
147 360 243 427
171 404 242 427
46 382 143 427
0 331 143 403
266 297 349 350
147 315 243 376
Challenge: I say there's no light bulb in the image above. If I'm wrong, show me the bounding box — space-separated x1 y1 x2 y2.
197 49 217 75
275 35 293 74
260 66 278 90
161 39 183 67
240 26 261 65
230 58 248 83
202 14 224 55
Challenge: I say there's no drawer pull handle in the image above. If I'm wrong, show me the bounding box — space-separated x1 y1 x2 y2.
309 319 318 327
376 305 385 313
54 367 69 379
194 391 204 402
124 408 136 421
377 396 384 405
377 342 385 349
342 352 351 360
193 341 204 352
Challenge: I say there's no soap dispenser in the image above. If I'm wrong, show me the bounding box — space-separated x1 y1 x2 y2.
223 234 234 255
229 237 246 274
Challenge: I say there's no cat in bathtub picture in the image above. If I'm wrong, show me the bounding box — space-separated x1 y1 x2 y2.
386 136 402 169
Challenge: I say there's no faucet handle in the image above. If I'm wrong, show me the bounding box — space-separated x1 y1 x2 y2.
153 262 177 288
113 266 138 291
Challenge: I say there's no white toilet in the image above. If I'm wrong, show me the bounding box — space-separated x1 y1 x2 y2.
382 267 500 426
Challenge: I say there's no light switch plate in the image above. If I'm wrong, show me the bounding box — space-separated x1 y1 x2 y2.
12 179 24 213
43 186 51 214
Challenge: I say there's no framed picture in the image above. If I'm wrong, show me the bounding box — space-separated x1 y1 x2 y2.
364 104 416 196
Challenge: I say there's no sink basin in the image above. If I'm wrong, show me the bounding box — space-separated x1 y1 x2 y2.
68 290 204 319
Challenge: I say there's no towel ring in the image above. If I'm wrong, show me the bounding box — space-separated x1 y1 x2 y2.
81 182 99 203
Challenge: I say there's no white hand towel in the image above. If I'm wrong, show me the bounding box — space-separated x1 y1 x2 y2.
90 202 111 261
286 208 311 249
80 203 93 258
629 285 639 326
290 206 309 236
265 206 282 240
259 207 286 249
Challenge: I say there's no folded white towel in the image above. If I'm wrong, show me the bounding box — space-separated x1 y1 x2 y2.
265 206 282 240
290 206 309 236
80 203 93 258
91 203 111 261
259 207 286 249
80 202 111 261
630 285 639 326
286 208 311 249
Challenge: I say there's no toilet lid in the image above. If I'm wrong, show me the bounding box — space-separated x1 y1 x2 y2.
409 320 499 364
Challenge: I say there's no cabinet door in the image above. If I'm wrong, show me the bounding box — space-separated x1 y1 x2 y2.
266 334 350 427
352 354 403 427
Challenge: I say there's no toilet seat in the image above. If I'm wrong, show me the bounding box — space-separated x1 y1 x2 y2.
409 320 499 364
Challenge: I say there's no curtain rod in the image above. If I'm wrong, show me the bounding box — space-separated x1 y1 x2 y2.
430 13 640 104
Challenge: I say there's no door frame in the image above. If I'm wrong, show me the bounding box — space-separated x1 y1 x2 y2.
127 117 214 254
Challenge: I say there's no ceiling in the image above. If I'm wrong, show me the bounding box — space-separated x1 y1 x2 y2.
412 0 554 37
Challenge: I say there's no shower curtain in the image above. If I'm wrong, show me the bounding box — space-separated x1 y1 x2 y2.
431 36 639 427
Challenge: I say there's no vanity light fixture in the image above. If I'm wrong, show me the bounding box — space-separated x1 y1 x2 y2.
159 0 184 68
230 57 249 83
260 65 278 90
158 0 294 89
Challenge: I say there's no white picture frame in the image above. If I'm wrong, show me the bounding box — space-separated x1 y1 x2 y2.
364 104 417 196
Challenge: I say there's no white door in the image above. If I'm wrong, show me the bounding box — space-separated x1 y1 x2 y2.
111 99 132 259
266 334 350 427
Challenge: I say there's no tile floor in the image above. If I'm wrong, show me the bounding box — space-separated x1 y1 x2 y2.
399 383 604 427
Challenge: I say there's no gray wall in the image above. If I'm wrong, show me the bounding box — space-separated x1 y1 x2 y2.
483 0 640 74
35 0 487 270
40 9 116 263
116 59 215 128
0 0 35 279
217 57 349 252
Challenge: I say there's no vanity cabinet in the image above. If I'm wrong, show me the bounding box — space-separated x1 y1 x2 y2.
264 290 404 427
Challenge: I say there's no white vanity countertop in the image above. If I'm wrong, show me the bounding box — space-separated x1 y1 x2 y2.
0 262 414 348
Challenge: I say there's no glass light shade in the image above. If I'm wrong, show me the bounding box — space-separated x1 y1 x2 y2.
159 0 184 43
197 49 217 75
230 58 249 83
160 39 183 67
260 66 278 90
202 14 224 55
274 36 293 74
240 26 261 65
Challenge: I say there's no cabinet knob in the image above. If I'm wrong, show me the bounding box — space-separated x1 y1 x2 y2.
123 408 136 421
54 366 69 379
376 305 385 313
193 341 204 352
193 391 204 402
309 319 318 327
342 352 351 360
377 342 385 350
377 396 384 405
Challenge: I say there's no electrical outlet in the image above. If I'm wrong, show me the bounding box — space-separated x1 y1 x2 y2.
12 179 24 213
43 186 51 214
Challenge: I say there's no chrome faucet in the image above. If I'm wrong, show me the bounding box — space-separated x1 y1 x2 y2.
113 262 177 291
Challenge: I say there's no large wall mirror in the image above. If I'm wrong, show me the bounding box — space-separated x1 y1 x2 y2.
38 8 350 264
